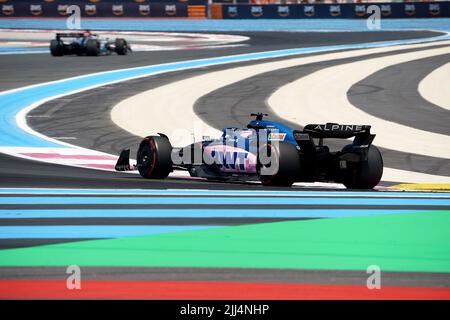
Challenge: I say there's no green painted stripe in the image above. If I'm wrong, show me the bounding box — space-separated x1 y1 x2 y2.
0 211 449 273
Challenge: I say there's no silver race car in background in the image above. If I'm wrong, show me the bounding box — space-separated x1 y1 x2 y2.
50 30 131 56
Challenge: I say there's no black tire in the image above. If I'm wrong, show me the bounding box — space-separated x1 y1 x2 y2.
258 141 301 187
136 136 173 179
342 145 383 189
86 39 100 56
50 40 63 56
115 38 128 55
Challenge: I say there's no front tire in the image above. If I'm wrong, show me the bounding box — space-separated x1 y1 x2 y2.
342 145 383 189
137 136 173 179
115 38 128 55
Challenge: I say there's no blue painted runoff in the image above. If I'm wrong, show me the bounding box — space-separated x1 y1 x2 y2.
0 208 427 219
0 18 450 32
0 225 221 239
0 196 449 205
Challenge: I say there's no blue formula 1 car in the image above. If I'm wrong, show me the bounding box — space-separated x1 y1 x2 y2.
50 31 131 56
115 113 383 189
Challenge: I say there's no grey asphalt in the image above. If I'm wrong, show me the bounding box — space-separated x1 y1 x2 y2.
348 53 450 135
0 30 437 90
0 152 367 190
0 267 449 288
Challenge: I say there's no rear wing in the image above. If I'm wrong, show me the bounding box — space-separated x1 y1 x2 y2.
303 123 371 139
55 32 98 39
296 123 375 147
56 32 84 38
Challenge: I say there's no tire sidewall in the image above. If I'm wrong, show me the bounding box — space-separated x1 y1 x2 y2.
137 136 173 179
115 38 127 55
50 39 63 56
342 145 383 189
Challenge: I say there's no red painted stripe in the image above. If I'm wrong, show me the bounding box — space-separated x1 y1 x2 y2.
21 153 117 160
1 280 449 300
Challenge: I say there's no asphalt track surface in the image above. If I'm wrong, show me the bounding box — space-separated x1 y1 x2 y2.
1 267 449 288
24 32 450 177
5 30 441 183
348 53 450 136
0 30 436 90
0 29 449 298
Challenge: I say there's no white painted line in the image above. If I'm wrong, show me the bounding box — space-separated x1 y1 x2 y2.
0 146 117 171
382 168 450 184
0 146 193 178
418 61 450 112
0 50 48 55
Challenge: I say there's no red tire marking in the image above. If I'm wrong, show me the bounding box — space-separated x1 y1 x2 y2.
1 280 449 300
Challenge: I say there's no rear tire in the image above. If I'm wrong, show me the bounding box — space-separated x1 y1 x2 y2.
115 38 128 55
258 141 301 187
50 40 63 56
342 145 383 189
86 39 100 56
137 136 173 179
